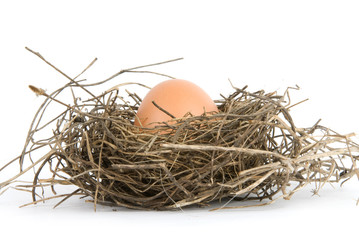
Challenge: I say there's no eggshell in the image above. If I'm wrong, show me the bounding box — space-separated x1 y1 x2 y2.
134 79 218 128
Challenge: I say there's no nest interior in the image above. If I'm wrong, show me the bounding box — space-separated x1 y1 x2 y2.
1 49 358 211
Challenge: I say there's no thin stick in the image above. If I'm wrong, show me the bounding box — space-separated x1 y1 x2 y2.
85 57 183 86
74 58 98 80
152 101 176 119
161 143 290 160
25 47 105 107
0 150 55 189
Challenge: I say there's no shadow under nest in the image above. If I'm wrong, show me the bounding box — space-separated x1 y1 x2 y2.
1 49 358 211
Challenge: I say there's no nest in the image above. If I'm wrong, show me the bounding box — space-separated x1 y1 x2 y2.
1 48 359 211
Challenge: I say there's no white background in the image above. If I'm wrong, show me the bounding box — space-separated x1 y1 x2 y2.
1 0 359 239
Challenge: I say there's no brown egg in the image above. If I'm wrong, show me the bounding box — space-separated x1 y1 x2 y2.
134 79 218 128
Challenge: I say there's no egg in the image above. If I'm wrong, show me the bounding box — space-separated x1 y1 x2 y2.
134 79 218 128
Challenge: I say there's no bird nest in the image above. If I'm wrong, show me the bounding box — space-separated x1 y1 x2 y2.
1 48 359 211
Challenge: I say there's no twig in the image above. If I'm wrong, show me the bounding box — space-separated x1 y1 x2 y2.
152 101 176 119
